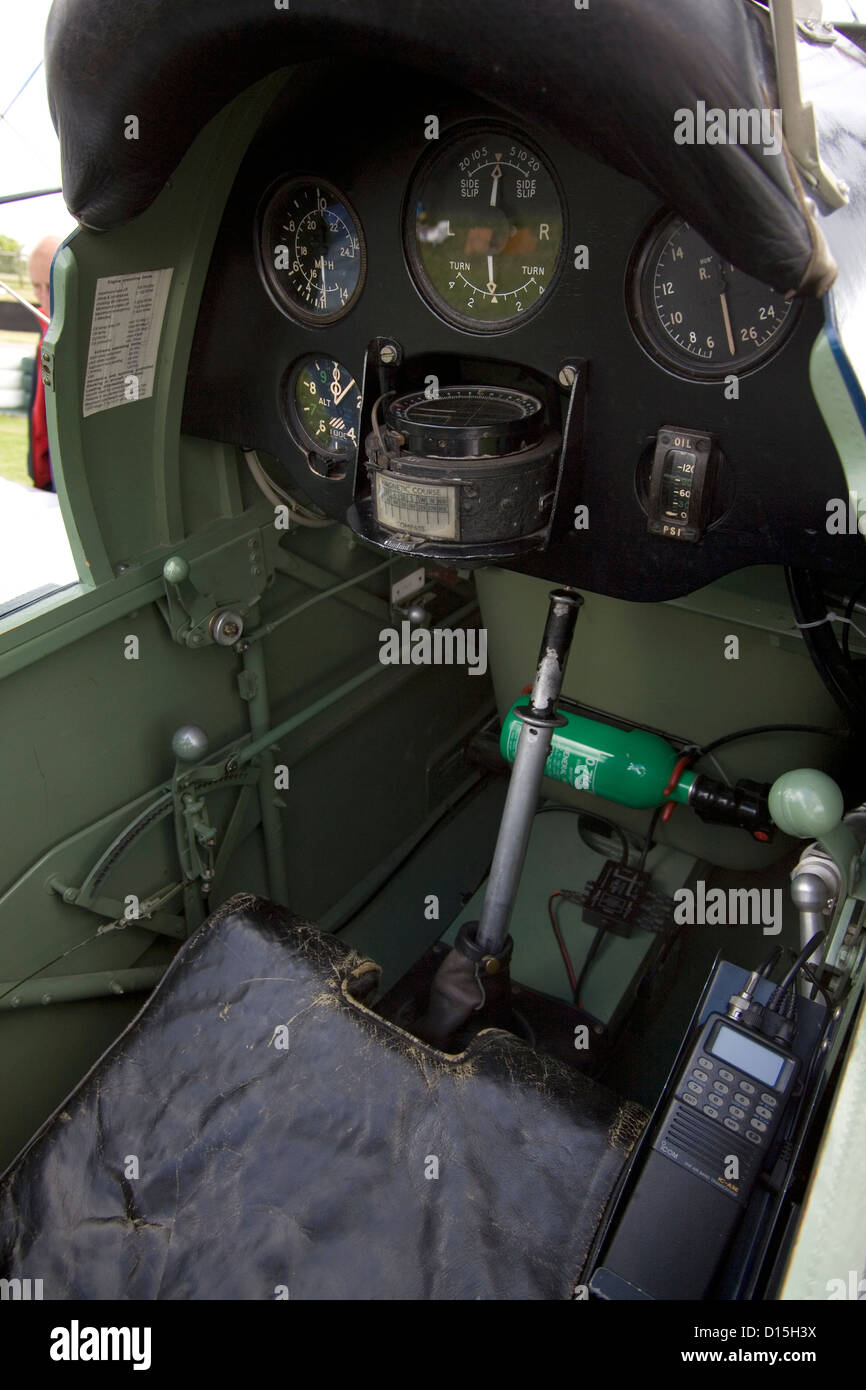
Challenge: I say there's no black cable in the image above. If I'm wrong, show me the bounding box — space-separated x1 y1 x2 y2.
548 891 609 1009
637 806 663 874
773 930 827 1000
801 962 833 1007
757 944 785 979
696 723 845 759
578 815 631 867
785 566 866 724
573 922 608 1010
842 579 866 665
536 803 632 866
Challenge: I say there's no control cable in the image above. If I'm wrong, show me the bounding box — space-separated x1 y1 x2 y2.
785 567 866 724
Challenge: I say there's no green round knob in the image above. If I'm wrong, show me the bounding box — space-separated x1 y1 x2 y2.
769 769 844 839
163 555 189 584
172 724 209 762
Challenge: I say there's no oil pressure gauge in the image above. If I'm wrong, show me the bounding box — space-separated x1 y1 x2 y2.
628 213 800 380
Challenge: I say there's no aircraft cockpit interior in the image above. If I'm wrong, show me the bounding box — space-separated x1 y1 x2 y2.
1 0 866 1318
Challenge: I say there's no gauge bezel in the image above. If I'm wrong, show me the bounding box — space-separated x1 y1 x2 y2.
387 385 545 458
282 354 361 469
255 174 367 327
402 121 568 335
625 209 802 383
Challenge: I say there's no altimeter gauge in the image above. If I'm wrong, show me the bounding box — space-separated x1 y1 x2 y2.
285 356 362 467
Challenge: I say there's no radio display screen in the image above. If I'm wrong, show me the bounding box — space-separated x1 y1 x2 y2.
710 1024 785 1087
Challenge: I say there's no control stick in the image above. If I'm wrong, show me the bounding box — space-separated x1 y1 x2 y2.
770 769 858 994
418 588 583 1046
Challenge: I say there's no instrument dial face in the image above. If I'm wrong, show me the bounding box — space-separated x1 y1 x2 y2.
629 214 799 380
287 356 362 463
258 177 366 325
404 126 566 332
389 385 544 458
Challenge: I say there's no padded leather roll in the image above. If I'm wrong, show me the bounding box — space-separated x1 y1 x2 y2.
46 0 832 293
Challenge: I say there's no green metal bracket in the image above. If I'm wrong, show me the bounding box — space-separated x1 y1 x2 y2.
176 790 218 889
159 526 279 648
46 877 187 940
169 724 267 922
0 966 166 1013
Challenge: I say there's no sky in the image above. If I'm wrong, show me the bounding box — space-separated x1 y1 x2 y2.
0 0 77 255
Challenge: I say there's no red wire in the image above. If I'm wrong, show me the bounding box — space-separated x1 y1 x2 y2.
548 891 578 995
661 753 693 823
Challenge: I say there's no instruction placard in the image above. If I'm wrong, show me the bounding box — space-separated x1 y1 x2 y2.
82 269 173 417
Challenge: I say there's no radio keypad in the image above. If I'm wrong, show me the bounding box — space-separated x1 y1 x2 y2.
657 1013 798 1216
679 1061 786 1152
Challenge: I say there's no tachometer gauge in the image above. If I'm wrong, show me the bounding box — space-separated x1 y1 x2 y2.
285 356 362 464
257 177 366 325
404 126 565 332
628 213 800 380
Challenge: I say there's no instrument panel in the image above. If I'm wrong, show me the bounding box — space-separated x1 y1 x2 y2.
184 60 864 601
252 120 800 375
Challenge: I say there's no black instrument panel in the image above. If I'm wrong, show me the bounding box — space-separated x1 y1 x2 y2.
183 59 865 601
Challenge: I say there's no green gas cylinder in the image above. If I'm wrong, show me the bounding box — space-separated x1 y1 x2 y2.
500 700 696 810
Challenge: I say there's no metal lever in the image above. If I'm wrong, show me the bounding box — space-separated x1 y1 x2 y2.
417 588 583 1047
769 0 849 209
475 588 583 955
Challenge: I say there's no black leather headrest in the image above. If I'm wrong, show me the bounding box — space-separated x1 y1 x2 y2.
46 0 833 294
